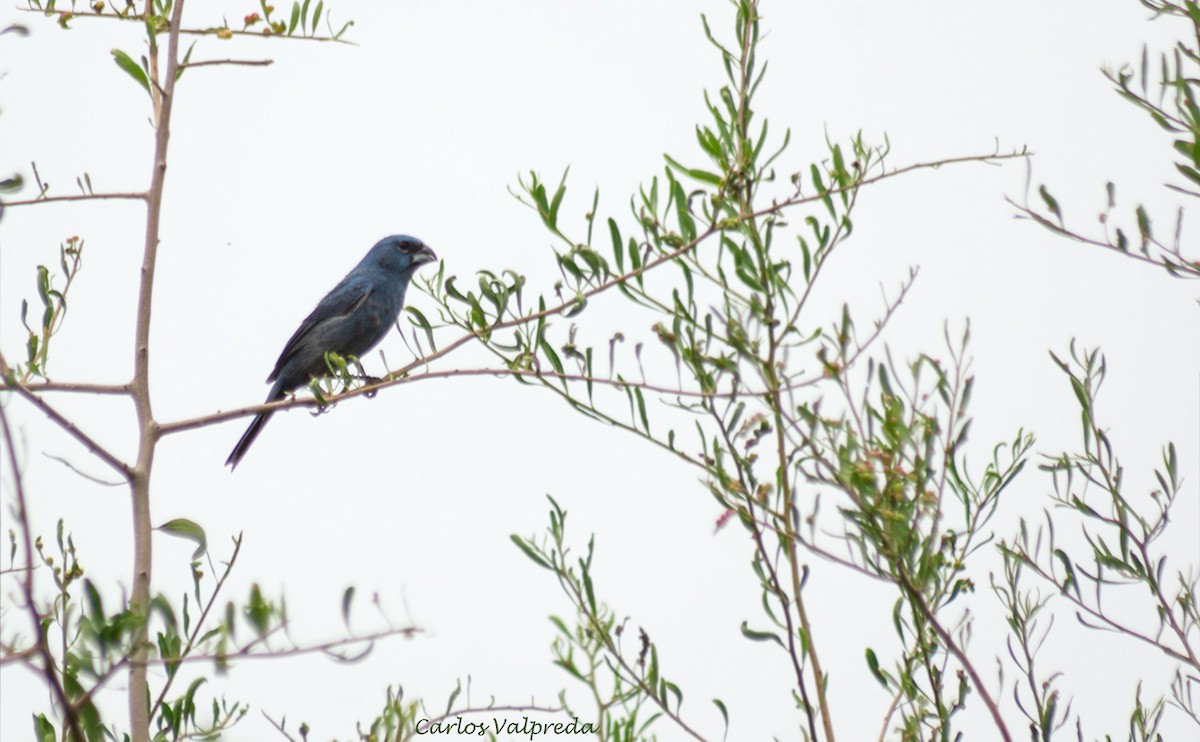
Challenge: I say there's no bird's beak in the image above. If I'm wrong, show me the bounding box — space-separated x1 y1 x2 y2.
415 245 437 266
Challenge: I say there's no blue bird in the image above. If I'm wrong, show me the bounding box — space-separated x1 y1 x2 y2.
226 235 437 469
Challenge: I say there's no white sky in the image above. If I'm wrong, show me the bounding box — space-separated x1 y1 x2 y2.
1 1 1198 740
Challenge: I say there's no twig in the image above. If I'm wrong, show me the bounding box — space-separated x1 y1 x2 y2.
261 711 299 742
1009 197 1200 278
180 59 273 69
2 192 147 207
153 149 1024 440
876 689 902 742
0 381 132 477
152 624 421 666
0 645 38 664
709 401 821 740
0 402 86 741
3 381 131 395
42 452 124 487
16 8 355 44
147 534 244 720
897 572 1012 742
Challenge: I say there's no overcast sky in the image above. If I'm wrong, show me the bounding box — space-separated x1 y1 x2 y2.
2 1 1198 740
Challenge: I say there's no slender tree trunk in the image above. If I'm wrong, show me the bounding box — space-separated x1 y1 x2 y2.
129 3 186 739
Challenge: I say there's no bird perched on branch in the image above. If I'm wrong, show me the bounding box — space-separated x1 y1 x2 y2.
226 235 437 469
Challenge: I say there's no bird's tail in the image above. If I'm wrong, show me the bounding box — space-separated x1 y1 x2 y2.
225 411 274 470
226 383 285 470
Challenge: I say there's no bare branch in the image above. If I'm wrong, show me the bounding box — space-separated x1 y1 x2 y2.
42 453 124 487
0 402 86 742
3 381 131 395
0 380 133 477
2 192 147 207
180 58 274 69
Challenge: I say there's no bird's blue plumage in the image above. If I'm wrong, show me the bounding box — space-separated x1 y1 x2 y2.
227 235 436 469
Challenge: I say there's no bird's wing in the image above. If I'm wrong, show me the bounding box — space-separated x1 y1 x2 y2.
266 277 374 383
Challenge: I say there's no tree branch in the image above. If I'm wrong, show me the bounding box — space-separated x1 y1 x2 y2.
127 0 187 736
0 402 86 742
0 380 132 477
0 380 131 395
180 58 274 69
17 8 355 44
897 571 1012 742
2 192 147 207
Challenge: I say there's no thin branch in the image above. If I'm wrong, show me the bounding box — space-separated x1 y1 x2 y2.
180 59 274 69
262 712 299 742
152 624 422 666
182 27 354 44
2 381 131 395
897 571 1012 742
159 150 1017 440
42 453 124 487
157 360 811 436
707 400 820 741
0 402 86 742
1016 549 1198 665
147 534 243 720
16 8 355 44
0 645 38 664
0 381 132 477
565 583 708 741
2 192 147 207
1008 197 1200 278
876 689 903 742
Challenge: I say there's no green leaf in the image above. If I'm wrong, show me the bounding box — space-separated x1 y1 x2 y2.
111 49 151 93
664 153 722 186
246 583 271 638
581 564 597 614
156 518 207 560
405 306 438 352
33 713 55 742
1038 185 1062 225
548 173 567 229
83 578 104 622
712 698 730 736
510 535 551 569
865 648 889 689
1135 204 1152 244
36 265 50 308
662 679 682 711
633 387 650 432
739 620 784 647
1053 549 1078 596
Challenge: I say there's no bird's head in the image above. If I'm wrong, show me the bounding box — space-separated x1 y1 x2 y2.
368 234 437 275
